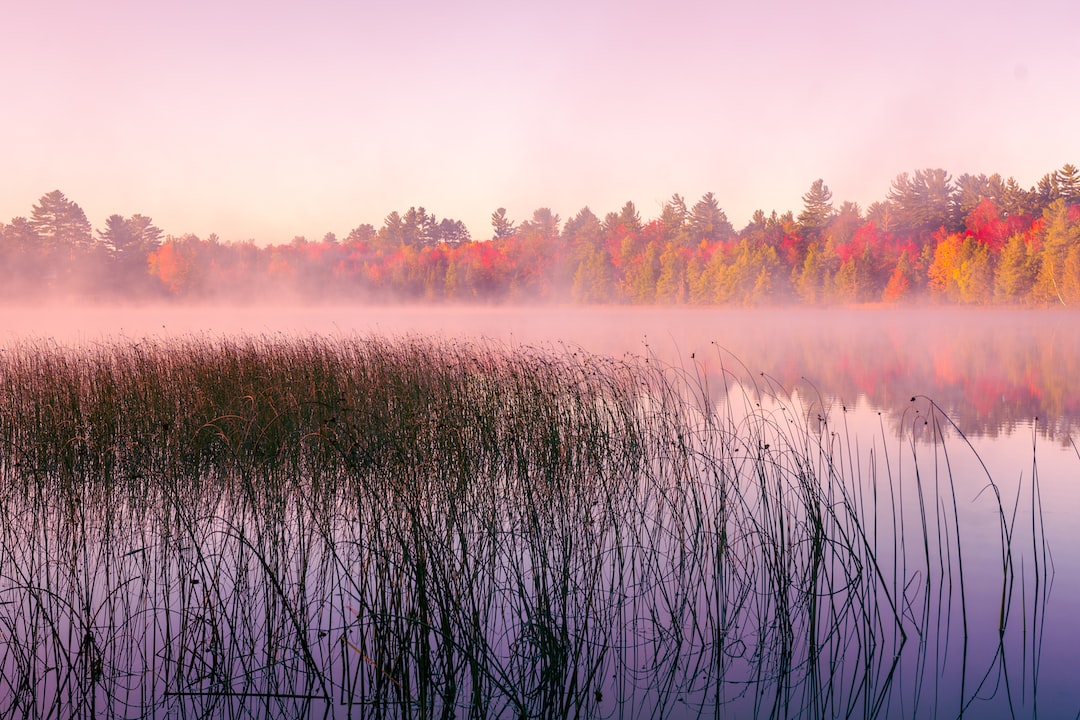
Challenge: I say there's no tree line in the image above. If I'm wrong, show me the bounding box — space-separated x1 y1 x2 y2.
2 164 1079 305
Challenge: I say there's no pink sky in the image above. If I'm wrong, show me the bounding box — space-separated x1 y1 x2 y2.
1 0 1076 245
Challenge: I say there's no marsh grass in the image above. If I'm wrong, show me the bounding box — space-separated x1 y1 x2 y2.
0 334 1053 718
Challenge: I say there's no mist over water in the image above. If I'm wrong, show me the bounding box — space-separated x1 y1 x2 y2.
0 301 1077 717
5 303 1077 439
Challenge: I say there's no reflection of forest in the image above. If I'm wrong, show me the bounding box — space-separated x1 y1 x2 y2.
500 307 1080 442
639 307 1080 442
0 304 1074 441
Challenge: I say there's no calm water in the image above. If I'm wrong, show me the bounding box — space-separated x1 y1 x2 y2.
7 304 1075 438
0 303 1077 718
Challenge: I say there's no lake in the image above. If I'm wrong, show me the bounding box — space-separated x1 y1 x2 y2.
0 304 1076 718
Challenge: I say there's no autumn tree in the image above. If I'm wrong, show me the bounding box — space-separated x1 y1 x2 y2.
654 242 688 303
717 240 780 304
605 201 643 237
994 233 1037 302
624 240 660 303
794 242 836 303
1032 199 1080 304
564 207 609 299
570 245 615 302
882 250 916 302
505 208 560 298
963 199 1014 250
832 242 877 303
606 202 647 288
927 232 994 303
148 234 204 295
953 173 997 220
563 206 603 253
823 201 862 251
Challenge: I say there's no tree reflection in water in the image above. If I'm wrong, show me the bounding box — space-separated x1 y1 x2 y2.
0 334 1066 718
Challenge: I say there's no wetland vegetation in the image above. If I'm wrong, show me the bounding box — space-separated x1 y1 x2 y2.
0 334 1059 718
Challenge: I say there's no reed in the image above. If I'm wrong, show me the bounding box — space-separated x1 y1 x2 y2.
0 334 1052 718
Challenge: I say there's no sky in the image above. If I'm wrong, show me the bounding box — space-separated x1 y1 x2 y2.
1 0 1078 245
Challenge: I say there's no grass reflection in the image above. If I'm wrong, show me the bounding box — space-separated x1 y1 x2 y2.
0 335 1056 718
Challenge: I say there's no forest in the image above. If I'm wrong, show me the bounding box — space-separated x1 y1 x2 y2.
2 164 1079 305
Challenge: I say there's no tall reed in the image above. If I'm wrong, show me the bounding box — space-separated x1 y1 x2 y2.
0 334 1053 718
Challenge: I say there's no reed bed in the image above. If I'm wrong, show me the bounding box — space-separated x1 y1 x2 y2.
0 334 1051 718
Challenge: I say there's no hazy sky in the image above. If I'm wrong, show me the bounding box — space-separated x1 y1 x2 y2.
2 0 1076 244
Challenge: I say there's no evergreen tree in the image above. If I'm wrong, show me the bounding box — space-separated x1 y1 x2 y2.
624 240 660 303
689 193 733 243
98 213 163 260
517 208 561 243
722 240 779 304
999 177 1035 218
605 201 642 236
433 218 470 245
378 211 405 251
1055 163 1080 203
30 190 92 252
563 206 605 292
740 209 767 239
1033 199 1080 304
887 169 955 237
1035 172 1060 209
563 207 603 251
797 179 834 239
401 207 437 248
0 217 44 296
794 243 830 303
953 173 994 220
825 201 862 247
655 242 687 303
994 233 1037 302
659 194 688 239
570 247 614 303
345 223 376 246
491 207 516 240
865 201 896 234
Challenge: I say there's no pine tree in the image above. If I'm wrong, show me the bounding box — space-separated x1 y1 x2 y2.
1055 163 1080 203
994 233 1036 302
491 207 516 240
1033 199 1080 304
797 179 834 239
689 193 733 243
30 190 92 252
